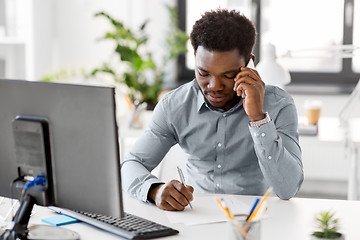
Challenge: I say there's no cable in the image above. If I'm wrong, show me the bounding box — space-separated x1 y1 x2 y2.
9 176 23 219
24 176 45 190
8 175 46 219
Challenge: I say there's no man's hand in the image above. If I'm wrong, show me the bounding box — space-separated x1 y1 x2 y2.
233 66 265 122
148 180 194 211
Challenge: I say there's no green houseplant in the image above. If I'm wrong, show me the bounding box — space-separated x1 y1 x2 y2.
90 5 188 110
311 210 344 240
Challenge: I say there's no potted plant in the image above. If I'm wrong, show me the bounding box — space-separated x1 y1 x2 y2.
90 5 188 110
311 210 344 240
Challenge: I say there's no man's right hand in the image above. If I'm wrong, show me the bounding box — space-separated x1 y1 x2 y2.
148 180 194 211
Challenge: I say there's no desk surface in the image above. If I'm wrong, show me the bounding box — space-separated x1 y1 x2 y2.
298 116 360 143
2 194 351 240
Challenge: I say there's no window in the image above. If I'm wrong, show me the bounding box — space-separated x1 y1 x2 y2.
353 0 360 72
177 0 360 93
261 0 344 73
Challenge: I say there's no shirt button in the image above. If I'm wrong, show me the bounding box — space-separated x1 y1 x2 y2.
216 183 220 187
268 156 272 160
261 133 266 137
217 164 221 169
223 114 226 117
217 143 222 147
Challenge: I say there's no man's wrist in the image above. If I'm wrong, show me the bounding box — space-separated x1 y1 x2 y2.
147 183 164 203
248 113 266 122
249 112 271 128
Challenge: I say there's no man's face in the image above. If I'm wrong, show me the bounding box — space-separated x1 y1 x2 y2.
195 46 247 111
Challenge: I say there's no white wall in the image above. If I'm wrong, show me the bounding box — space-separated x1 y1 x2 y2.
41 0 174 80
51 0 126 71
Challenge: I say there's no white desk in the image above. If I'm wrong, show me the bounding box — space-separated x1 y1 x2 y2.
2 194 359 240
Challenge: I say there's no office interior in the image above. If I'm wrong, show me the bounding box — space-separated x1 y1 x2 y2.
0 0 359 202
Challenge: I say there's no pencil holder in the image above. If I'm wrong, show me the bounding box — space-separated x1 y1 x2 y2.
227 217 261 240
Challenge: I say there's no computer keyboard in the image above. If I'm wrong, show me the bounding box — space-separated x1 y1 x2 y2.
48 206 179 239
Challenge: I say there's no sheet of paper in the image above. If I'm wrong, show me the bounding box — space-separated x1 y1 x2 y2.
224 195 251 216
165 195 250 226
0 197 36 223
0 197 19 222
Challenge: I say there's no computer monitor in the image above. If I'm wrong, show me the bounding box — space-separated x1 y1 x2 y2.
0 79 124 218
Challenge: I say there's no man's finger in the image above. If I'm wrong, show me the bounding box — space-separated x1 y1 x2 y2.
167 195 186 211
172 181 194 203
186 185 194 194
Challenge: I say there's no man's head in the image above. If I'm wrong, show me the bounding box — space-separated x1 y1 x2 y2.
190 9 257 111
190 9 256 62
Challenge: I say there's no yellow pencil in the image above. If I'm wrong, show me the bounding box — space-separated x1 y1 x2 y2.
215 198 248 239
124 96 134 110
216 198 234 220
247 187 272 222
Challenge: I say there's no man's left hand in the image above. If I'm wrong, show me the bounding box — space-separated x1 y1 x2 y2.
233 66 265 122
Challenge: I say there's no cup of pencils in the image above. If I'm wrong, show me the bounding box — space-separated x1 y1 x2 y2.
219 187 271 240
228 216 261 240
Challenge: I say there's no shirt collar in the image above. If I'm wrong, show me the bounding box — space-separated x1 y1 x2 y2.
196 89 243 113
196 89 206 112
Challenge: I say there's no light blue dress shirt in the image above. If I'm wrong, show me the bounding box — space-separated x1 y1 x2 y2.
121 80 303 202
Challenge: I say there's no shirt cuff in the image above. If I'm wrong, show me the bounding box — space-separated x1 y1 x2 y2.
249 121 277 145
141 178 164 203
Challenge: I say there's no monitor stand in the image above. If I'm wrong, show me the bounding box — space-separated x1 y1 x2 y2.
0 194 79 240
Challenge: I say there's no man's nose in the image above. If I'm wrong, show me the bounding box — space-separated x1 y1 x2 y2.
207 77 224 91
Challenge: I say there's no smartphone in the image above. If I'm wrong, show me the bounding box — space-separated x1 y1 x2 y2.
247 58 255 69
240 59 256 98
12 115 54 205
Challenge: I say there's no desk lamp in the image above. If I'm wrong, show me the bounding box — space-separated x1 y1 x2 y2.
256 43 291 88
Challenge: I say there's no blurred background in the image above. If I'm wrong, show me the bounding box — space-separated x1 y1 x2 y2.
1 0 360 200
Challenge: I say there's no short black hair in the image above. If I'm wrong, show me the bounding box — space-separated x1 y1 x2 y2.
190 8 257 60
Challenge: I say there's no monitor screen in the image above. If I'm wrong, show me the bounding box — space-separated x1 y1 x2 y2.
0 79 124 218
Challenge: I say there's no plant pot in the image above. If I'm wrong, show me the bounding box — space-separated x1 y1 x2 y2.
311 233 345 240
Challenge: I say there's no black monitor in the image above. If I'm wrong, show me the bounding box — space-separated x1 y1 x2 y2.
0 79 124 218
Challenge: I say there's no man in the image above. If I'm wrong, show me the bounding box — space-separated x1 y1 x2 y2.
121 9 303 211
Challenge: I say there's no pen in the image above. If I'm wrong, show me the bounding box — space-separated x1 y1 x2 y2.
245 198 260 221
253 205 268 222
240 187 272 235
216 198 234 220
215 197 248 239
176 166 193 209
247 187 272 222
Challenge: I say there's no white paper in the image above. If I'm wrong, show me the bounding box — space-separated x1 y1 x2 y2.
0 197 36 223
165 195 250 226
223 195 251 216
0 197 19 222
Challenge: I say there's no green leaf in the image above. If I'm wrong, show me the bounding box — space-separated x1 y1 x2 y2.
139 20 149 31
313 210 341 238
89 6 189 106
115 45 139 63
94 12 124 28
